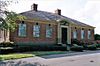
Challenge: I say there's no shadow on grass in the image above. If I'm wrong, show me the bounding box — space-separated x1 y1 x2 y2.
0 61 48 66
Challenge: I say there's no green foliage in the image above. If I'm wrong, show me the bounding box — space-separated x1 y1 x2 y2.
71 39 79 44
96 44 100 48
60 19 69 25
0 0 18 10
71 39 85 46
0 42 16 54
0 42 15 47
86 44 97 50
14 43 67 52
0 18 6 30
1 11 26 32
94 34 100 40
0 11 26 42
70 44 84 52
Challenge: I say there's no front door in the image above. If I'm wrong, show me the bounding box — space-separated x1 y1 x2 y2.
62 28 67 44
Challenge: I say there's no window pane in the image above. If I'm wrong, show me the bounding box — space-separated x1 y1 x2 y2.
88 30 91 39
73 30 77 39
33 25 40 37
46 25 52 38
81 30 84 39
18 24 26 37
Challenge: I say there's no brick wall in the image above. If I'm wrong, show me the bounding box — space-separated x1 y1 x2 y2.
71 27 94 42
10 21 57 44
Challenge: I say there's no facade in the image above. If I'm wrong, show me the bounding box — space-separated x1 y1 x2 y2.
0 4 95 45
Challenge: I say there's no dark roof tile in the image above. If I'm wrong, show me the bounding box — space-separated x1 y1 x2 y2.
20 10 94 27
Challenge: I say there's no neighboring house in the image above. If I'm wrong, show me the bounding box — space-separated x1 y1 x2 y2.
1 3 95 45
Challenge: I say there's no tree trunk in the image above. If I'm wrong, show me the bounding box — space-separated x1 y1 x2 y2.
4 30 10 42
4 30 6 42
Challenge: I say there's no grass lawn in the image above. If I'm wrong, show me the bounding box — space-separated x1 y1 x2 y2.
0 51 67 61
32 51 67 56
0 54 34 61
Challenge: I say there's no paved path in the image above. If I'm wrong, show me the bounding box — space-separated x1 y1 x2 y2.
45 53 100 66
42 50 100 59
0 50 100 66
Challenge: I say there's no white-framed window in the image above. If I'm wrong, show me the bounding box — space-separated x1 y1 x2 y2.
33 23 40 37
46 24 52 38
18 23 26 37
73 30 77 39
88 30 91 39
81 29 85 39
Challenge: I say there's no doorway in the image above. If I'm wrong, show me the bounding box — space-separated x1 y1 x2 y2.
61 28 67 44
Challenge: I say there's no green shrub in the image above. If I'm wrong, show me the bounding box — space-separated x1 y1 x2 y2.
96 44 100 48
71 39 79 44
71 39 86 46
0 42 15 47
87 44 97 50
0 42 16 54
14 43 67 52
70 44 84 52
94 34 100 40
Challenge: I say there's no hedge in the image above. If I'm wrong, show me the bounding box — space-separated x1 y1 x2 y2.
0 42 67 54
70 44 84 52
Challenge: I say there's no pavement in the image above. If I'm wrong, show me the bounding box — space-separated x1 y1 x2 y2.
0 50 100 66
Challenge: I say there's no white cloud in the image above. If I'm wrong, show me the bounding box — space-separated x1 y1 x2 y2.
73 0 100 34
7 0 100 34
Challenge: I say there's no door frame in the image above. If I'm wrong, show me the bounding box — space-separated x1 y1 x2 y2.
57 24 71 44
61 27 67 44
61 25 68 44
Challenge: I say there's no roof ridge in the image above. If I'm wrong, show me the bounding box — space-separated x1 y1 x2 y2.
20 10 94 28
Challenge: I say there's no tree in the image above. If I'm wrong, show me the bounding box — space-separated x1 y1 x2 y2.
0 0 26 42
0 0 18 11
94 34 100 40
0 11 26 42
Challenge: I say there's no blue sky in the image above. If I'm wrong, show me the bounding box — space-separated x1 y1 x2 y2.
7 0 100 34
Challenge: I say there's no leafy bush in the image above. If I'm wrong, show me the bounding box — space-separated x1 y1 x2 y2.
70 44 84 52
96 44 100 48
71 39 86 46
71 39 79 45
0 42 15 47
14 43 67 52
86 44 97 50
94 34 100 40
0 42 16 54
0 47 14 54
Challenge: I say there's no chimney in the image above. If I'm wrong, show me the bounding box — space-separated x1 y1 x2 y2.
55 9 61 15
31 3 38 11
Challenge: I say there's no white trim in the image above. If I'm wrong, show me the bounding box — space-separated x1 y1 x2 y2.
61 25 68 28
57 24 71 44
61 25 69 44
